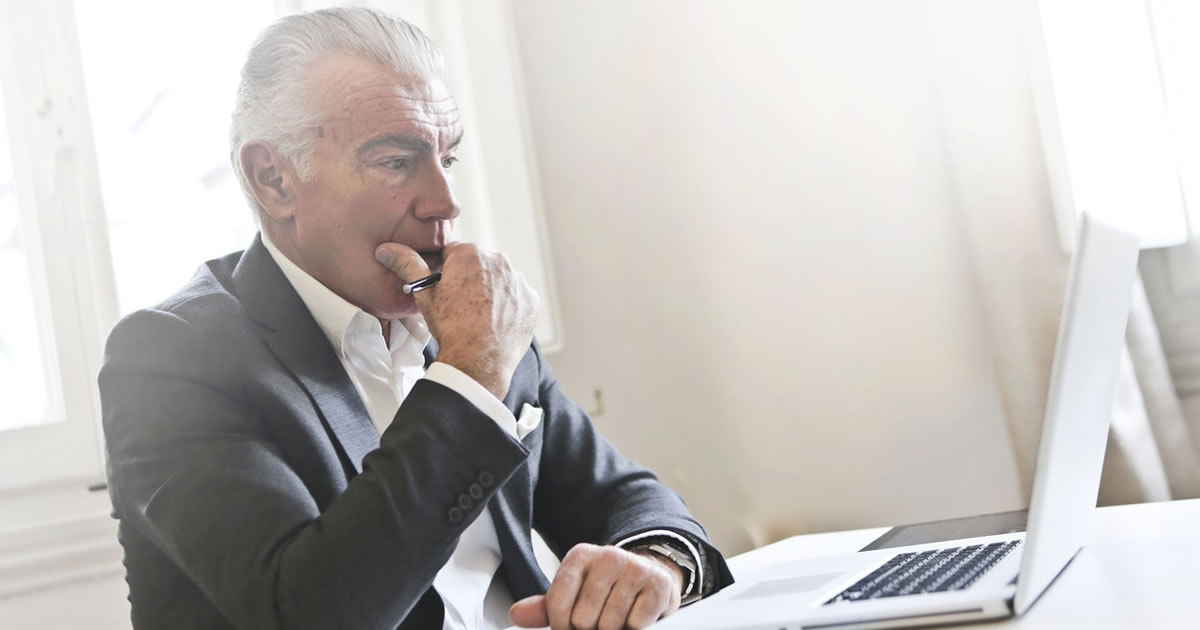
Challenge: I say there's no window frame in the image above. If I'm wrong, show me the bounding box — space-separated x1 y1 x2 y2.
0 0 117 491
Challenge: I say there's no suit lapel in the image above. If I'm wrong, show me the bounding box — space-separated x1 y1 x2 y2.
231 235 378 474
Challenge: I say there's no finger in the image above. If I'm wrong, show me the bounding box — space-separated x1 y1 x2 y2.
509 595 549 628
568 548 626 630
439 240 476 267
439 239 465 257
545 545 593 630
596 575 640 630
637 555 683 615
626 586 672 630
373 242 431 284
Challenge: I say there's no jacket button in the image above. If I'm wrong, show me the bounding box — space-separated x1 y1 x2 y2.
448 507 464 525
457 494 472 510
478 471 494 488
468 483 484 500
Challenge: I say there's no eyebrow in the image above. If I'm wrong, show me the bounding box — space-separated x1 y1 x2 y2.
356 130 464 157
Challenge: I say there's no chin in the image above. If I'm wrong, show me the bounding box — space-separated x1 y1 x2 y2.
373 292 420 320
364 275 420 320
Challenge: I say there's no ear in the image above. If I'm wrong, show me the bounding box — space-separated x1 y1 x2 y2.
240 141 298 224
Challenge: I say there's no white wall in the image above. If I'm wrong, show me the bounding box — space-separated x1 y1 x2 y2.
509 0 1058 553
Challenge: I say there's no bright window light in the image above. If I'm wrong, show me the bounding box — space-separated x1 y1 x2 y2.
0 87 54 431
1151 0 1200 231
1036 0 1189 248
72 0 272 314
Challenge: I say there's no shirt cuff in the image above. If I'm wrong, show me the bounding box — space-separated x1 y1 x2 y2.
423 362 518 439
616 529 706 603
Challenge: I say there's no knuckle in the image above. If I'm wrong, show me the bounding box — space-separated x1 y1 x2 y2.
581 575 607 600
453 244 478 262
563 544 591 564
620 557 644 579
546 592 572 619
558 564 584 585
636 569 657 591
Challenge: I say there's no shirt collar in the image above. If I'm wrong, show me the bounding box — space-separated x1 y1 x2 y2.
260 232 430 360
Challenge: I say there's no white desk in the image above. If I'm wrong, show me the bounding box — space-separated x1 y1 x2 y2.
721 499 1200 628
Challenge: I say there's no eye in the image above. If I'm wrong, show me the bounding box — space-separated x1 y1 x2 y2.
441 155 459 169
380 157 411 171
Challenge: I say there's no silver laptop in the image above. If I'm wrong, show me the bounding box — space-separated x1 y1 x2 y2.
655 214 1140 630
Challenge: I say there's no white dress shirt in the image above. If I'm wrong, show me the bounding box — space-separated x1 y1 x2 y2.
263 236 519 630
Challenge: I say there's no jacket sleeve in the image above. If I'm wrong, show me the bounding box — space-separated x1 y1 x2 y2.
527 341 735 595
101 307 529 630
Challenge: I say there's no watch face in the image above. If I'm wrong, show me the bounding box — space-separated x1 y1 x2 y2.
647 543 695 570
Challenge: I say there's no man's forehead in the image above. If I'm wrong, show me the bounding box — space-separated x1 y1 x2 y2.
309 53 460 128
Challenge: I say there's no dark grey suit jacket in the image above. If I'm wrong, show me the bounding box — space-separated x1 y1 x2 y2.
99 236 732 629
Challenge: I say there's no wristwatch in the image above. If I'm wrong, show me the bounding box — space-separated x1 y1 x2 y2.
631 538 698 599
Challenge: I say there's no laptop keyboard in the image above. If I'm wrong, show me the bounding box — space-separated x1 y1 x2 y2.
824 540 1022 605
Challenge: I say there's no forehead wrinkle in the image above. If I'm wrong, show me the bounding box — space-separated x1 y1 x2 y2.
389 94 458 104
356 111 462 139
343 91 460 118
346 94 461 128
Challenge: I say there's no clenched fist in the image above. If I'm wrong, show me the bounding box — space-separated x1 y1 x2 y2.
375 241 539 399
509 543 684 630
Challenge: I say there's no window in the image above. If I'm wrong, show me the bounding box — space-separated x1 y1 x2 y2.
1148 0 1200 232
0 0 107 491
1032 0 1190 251
73 0 269 314
0 86 59 432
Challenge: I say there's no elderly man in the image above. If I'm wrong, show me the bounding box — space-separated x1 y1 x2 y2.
99 7 731 630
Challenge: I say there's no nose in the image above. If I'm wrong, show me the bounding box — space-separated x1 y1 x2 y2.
412 159 462 222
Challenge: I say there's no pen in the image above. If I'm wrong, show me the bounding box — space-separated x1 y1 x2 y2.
401 272 441 294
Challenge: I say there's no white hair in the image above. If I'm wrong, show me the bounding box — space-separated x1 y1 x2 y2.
230 6 445 220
